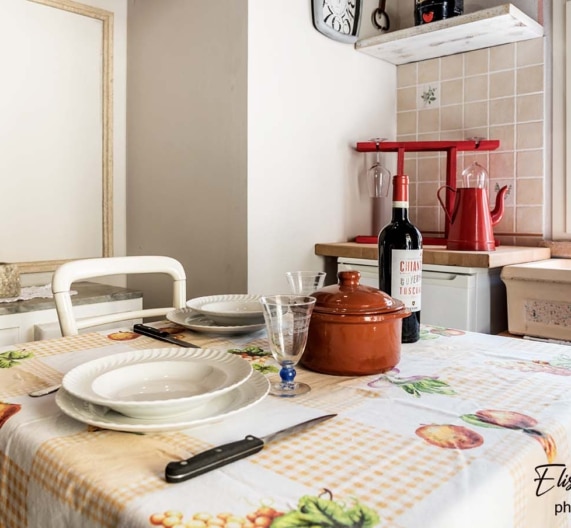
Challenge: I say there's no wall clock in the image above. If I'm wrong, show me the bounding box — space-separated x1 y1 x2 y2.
312 0 363 44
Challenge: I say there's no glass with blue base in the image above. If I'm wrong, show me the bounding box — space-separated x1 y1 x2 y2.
260 295 316 397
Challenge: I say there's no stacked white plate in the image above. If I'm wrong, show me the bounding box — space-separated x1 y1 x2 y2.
55 348 269 433
167 294 266 335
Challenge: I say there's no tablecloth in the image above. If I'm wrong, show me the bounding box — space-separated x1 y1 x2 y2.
2 323 571 528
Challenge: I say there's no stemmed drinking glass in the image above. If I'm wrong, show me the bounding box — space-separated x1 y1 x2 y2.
367 137 391 199
285 271 326 296
260 295 316 397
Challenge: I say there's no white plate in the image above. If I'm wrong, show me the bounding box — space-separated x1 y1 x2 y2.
186 294 265 326
62 348 252 419
55 370 270 433
167 308 266 335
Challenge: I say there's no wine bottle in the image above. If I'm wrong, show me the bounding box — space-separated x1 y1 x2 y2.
378 174 422 343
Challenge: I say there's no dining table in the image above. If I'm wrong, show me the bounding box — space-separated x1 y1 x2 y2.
2 319 571 528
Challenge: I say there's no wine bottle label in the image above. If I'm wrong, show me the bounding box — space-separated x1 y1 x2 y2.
392 200 408 208
390 249 422 312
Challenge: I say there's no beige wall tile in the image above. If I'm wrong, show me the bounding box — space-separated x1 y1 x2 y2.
397 86 417 112
418 108 440 133
441 79 463 105
517 38 544 67
489 124 515 151
464 101 488 129
512 235 543 246
516 206 543 234
404 158 417 179
516 93 543 122
489 97 515 125
517 65 544 95
397 133 417 142
495 205 515 234
415 206 440 232
516 122 544 149
441 54 463 80
417 157 440 182
397 63 417 88
418 131 439 142
490 70 515 98
490 43 515 71
417 181 440 206
418 59 440 83
489 152 515 180
463 127 489 142
397 111 417 136
465 48 489 76
464 74 488 102
516 177 544 205
516 149 543 177
441 104 463 131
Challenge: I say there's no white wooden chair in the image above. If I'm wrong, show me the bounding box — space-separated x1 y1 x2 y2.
52 256 187 337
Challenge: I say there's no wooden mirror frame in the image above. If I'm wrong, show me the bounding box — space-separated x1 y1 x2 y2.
17 0 114 274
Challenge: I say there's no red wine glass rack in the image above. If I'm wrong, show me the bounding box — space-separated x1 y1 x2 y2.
355 139 500 244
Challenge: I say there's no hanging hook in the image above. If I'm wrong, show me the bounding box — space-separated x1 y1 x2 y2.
372 0 390 32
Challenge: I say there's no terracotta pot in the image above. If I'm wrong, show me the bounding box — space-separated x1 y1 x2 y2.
301 271 409 376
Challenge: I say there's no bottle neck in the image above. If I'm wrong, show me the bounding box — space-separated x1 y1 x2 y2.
391 174 410 221
392 205 409 222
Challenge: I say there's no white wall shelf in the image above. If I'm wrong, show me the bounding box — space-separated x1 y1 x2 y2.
355 3 543 65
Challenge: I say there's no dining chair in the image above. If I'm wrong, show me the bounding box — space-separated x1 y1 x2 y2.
52 255 187 337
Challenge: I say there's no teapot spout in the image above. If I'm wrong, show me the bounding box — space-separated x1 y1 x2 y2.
491 185 509 226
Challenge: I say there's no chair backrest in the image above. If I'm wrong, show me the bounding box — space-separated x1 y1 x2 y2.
52 256 187 336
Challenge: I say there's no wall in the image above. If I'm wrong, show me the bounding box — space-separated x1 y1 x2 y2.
247 0 396 294
126 0 248 305
127 0 396 301
396 39 546 246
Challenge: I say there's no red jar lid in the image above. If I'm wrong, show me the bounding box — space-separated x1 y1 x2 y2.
311 271 405 315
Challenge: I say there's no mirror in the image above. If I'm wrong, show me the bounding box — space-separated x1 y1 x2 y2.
0 0 114 273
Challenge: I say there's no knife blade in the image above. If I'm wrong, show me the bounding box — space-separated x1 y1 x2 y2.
165 413 337 483
133 323 199 348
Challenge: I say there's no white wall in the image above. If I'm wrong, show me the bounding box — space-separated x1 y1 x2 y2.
247 0 396 294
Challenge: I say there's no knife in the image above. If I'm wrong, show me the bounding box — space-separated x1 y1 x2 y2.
165 413 337 483
133 323 199 348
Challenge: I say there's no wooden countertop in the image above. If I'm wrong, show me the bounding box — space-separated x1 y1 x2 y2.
314 243 551 268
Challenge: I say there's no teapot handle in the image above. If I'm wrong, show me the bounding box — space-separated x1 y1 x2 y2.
436 185 456 222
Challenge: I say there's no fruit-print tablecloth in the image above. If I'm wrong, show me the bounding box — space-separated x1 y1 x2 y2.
2 323 571 528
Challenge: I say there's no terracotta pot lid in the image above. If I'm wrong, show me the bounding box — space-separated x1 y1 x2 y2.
312 271 405 315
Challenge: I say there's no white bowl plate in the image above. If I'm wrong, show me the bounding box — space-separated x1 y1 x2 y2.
186 294 265 326
167 308 266 335
62 348 252 419
56 370 270 433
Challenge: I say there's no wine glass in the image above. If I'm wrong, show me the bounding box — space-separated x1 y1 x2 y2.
367 138 391 199
260 295 316 397
285 271 326 296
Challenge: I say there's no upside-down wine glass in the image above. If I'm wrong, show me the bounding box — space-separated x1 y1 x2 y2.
285 271 326 296
367 138 391 200
260 295 316 397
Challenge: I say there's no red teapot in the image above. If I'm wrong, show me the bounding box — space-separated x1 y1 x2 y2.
437 162 509 251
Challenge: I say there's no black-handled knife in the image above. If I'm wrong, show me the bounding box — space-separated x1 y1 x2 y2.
165 413 337 483
133 324 199 348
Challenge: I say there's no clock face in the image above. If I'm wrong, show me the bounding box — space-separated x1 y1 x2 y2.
312 0 362 44
323 0 356 36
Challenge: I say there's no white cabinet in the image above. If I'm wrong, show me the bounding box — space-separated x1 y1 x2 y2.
0 283 142 345
337 257 507 334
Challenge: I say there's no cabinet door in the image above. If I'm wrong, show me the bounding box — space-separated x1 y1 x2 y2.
0 327 20 346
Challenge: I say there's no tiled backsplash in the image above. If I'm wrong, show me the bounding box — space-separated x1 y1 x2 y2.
396 39 545 245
